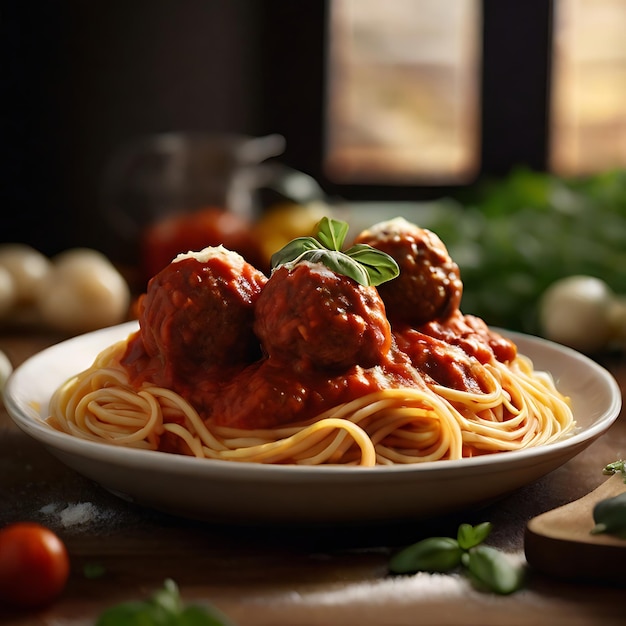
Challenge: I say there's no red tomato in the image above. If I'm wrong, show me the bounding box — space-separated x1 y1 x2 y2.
0 522 70 608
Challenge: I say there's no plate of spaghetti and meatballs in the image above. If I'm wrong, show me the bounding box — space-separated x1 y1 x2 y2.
4 217 621 523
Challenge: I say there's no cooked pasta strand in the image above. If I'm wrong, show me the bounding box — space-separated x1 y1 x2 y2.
47 341 576 466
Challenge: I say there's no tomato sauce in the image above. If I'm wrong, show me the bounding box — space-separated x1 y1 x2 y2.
209 345 426 429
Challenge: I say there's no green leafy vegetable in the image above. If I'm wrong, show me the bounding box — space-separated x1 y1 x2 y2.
316 217 349 251
456 522 492 550
388 522 525 595
590 492 626 538
602 459 626 482
389 536 463 574
95 579 235 626
590 460 626 539
270 216 399 287
463 545 525 595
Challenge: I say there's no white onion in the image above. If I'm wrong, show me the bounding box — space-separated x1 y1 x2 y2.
0 243 51 304
36 248 131 334
538 275 614 353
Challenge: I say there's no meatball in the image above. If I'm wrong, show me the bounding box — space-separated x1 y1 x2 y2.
138 246 267 379
353 217 463 326
254 261 392 371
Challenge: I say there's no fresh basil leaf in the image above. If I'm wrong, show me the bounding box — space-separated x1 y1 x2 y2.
270 236 323 269
344 244 400 286
95 579 236 626
389 536 463 574
456 524 476 550
316 217 349 251
300 250 371 286
471 522 493 545
591 491 626 537
269 217 399 286
465 545 525 595
457 522 492 550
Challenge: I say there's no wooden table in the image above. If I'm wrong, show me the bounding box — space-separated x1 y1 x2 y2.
1 330 625 626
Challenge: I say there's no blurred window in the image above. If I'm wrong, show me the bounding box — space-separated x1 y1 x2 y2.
550 0 626 175
324 0 626 186
325 0 481 185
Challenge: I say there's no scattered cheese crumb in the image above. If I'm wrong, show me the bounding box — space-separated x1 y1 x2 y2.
39 501 115 529
174 245 246 269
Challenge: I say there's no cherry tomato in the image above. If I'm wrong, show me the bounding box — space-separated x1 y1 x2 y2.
0 522 70 608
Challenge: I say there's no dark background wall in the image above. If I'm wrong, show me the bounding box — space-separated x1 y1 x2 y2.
2 0 262 255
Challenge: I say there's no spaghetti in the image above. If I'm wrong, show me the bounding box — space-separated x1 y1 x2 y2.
47 337 575 467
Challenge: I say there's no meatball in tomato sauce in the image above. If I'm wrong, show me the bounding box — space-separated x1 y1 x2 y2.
254 261 392 372
354 217 463 326
136 246 267 380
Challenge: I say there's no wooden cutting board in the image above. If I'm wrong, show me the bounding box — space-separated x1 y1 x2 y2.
525 473 626 584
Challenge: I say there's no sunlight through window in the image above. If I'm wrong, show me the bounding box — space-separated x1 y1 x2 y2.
550 0 626 175
325 0 481 185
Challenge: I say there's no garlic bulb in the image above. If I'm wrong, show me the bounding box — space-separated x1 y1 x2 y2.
0 243 51 305
538 275 615 353
36 248 131 334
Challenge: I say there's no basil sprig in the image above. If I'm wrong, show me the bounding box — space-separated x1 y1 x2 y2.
270 217 399 287
96 579 234 626
389 522 525 595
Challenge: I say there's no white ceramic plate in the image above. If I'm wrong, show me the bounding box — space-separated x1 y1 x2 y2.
3 321 622 524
